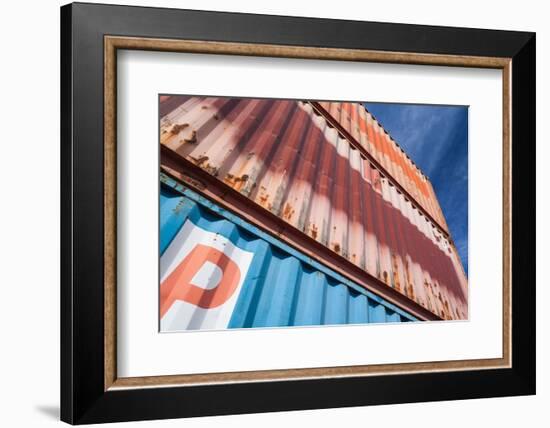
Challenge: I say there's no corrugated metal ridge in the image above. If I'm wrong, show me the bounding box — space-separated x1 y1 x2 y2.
161 173 418 322
366 109 426 177
159 96 448 237
159 96 467 321
315 100 449 234
160 156 443 322
310 101 450 238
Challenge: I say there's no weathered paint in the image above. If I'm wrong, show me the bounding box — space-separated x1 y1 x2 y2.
160 96 468 320
160 177 417 331
317 101 448 230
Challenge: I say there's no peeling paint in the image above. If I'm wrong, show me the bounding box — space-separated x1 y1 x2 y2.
170 123 189 135
184 130 197 144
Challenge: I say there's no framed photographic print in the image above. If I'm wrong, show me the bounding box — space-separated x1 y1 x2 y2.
60 2 536 424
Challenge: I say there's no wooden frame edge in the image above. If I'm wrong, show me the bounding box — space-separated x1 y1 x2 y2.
502 61 513 368
110 357 508 390
106 35 510 68
103 35 512 391
104 36 117 390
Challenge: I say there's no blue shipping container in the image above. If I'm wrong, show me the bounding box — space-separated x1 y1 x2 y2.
160 174 416 332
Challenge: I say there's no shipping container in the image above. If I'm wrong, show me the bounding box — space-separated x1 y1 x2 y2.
317 101 448 231
160 95 468 320
160 175 417 332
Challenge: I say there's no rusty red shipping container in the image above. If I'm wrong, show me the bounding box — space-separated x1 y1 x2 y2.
160 95 468 320
316 101 448 231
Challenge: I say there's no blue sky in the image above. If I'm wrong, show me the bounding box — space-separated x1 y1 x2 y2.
363 102 468 275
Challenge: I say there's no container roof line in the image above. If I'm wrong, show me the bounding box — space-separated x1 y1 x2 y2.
309 101 451 241
358 103 448 230
363 105 428 180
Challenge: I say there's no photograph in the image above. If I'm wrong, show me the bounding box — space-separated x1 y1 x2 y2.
159 95 469 332
53 2 535 424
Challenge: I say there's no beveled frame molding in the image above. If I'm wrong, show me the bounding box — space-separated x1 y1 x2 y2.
104 36 512 391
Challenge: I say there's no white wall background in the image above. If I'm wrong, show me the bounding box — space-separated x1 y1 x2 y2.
0 0 545 426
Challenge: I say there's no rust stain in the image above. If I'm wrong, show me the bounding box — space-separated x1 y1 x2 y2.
310 224 318 240
407 284 415 300
202 163 219 177
282 203 295 221
181 175 206 190
190 155 209 167
333 243 341 254
391 254 401 292
171 123 189 135
162 166 207 191
224 173 250 192
184 130 197 144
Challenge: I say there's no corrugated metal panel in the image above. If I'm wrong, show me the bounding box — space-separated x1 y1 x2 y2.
160 96 468 320
317 101 448 231
160 176 417 332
